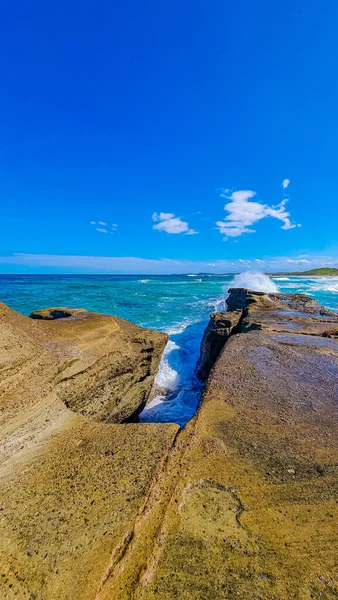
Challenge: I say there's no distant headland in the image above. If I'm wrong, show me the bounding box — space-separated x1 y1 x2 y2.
268 267 338 277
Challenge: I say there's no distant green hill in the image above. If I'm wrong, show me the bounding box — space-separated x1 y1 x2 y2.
269 267 338 276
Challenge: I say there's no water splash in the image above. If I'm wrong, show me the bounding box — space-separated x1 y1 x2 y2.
139 320 205 427
230 271 279 293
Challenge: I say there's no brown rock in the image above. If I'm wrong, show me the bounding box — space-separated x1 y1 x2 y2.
97 290 338 599
196 310 242 380
2 290 338 599
0 302 167 425
0 301 178 600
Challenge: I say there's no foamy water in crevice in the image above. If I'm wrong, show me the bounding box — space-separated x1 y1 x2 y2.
140 294 226 427
140 272 279 427
140 320 205 427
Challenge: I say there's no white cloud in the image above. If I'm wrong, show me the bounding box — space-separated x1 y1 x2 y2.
285 258 310 264
282 179 290 189
152 212 198 235
216 189 299 239
91 221 117 234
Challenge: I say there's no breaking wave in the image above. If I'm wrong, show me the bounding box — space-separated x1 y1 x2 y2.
229 271 279 293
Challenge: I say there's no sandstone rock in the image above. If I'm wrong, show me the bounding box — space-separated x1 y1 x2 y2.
196 310 242 380
2 292 338 599
227 287 337 318
0 302 168 425
97 289 338 599
226 287 282 312
0 301 178 600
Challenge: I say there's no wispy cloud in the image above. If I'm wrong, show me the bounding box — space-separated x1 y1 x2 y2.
282 179 290 189
216 188 299 239
152 212 198 235
91 221 117 234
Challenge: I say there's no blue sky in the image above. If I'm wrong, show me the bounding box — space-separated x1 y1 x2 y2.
1 0 338 274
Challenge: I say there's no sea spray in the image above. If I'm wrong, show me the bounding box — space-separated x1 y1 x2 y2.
229 271 279 293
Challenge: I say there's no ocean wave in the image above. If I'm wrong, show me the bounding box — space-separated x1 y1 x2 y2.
138 279 150 283
308 282 338 293
229 272 279 293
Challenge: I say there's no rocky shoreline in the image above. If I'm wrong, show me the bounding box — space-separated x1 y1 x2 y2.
1 290 338 599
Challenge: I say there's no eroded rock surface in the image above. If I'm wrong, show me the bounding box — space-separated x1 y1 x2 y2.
0 302 167 426
197 310 242 380
2 291 338 599
0 302 179 600
96 289 338 600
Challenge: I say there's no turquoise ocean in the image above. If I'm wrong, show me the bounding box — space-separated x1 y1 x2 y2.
1 272 338 426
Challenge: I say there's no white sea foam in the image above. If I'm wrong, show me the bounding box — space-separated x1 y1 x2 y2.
306 277 338 293
140 319 206 427
139 279 150 283
230 271 279 293
274 277 290 281
153 340 180 390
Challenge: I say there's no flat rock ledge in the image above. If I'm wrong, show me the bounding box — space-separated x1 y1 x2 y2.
1 290 338 600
